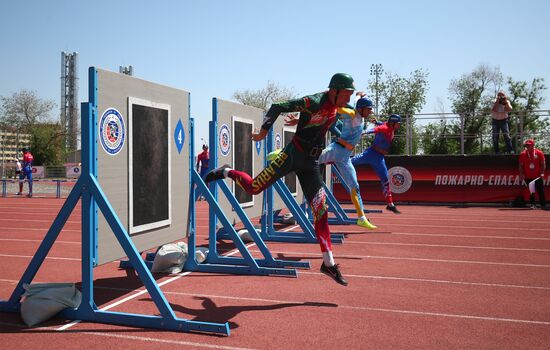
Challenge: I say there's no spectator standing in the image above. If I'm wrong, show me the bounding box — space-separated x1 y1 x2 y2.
18 148 34 197
491 91 514 154
518 139 546 209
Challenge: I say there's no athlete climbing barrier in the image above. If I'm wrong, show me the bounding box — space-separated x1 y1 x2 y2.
0 67 229 335
261 130 346 243
202 99 344 246
192 98 309 273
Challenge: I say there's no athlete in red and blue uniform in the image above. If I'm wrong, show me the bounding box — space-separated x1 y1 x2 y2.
204 73 355 285
351 114 402 214
18 148 34 197
196 144 210 178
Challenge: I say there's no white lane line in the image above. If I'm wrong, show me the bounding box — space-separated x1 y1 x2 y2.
367 255 550 267
252 250 550 268
346 241 550 252
0 227 80 232
392 232 550 241
83 332 258 350
0 238 79 244
340 305 550 325
0 322 256 350
297 272 550 290
5 268 550 292
0 218 80 224
55 225 299 332
376 223 550 232
0 253 80 261
56 241 260 332
82 289 550 326
371 216 550 225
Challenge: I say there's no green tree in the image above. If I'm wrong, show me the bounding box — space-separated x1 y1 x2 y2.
446 64 503 154
506 77 548 151
366 69 429 154
232 81 298 110
0 90 64 165
30 123 66 165
421 65 548 155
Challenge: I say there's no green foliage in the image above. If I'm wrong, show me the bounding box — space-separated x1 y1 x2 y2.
232 81 298 110
420 121 459 154
367 69 429 154
29 123 65 165
1 89 65 165
419 65 547 155
0 90 56 128
447 64 503 154
419 64 501 154
507 77 548 150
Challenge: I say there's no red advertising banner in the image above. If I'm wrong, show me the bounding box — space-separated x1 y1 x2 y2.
332 154 549 204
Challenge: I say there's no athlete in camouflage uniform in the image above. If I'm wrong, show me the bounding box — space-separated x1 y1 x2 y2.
204 73 355 285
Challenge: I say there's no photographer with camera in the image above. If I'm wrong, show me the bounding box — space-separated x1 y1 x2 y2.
491 91 514 154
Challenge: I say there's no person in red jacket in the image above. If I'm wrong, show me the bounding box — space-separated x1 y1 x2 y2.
518 139 546 210
17 148 34 197
196 144 210 178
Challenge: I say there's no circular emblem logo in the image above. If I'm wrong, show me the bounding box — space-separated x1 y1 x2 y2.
388 166 412 194
99 108 125 155
219 124 231 157
275 133 282 150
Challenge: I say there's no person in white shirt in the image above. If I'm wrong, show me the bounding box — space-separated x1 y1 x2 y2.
491 91 514 154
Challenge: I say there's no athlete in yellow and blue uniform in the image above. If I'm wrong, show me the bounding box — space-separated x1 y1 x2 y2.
318 95 377 229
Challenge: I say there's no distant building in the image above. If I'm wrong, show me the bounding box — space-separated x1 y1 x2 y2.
0 129 31 178
0 129 31 161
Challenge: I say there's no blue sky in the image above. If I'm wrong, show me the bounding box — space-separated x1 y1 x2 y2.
1 0 549 151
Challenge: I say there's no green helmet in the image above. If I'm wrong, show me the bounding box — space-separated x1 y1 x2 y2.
328 73 355 90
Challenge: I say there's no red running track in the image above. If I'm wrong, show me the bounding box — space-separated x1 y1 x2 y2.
1 197 549 349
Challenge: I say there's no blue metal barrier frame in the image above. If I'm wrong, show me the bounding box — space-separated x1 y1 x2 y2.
186 99 307 276
260 130 345 243
1 178 77 198
0 67 229 336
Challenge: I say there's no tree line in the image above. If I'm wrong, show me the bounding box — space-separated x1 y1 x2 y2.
1 64 547 166
0 90 67 166
233 64 548 154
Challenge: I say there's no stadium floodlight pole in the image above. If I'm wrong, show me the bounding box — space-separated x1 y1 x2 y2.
0 133 4 179
370 63 383 116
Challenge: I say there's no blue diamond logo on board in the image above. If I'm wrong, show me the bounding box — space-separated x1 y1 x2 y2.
256 140 262 155
174 119 185 154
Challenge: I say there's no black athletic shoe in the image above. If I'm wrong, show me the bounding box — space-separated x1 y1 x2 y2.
386 204 401 214
203 164 231 183
320 263 348 286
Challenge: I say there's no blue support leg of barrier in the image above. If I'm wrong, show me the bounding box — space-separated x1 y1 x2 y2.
188 170 305 275
0 74 231 336
261 179 344 244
